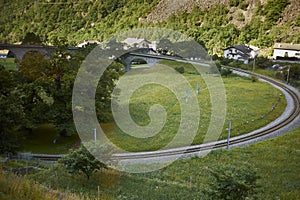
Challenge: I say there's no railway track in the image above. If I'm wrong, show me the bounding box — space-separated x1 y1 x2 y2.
32 66 300 162
112 66 300 160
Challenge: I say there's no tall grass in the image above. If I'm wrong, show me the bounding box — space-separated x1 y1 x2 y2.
0 170 85 200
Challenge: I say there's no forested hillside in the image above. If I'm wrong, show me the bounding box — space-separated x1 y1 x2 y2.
0 0 299 55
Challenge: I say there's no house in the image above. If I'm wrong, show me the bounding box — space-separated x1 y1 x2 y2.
122 38 157 51
224 44 259 64
273 43 300 60
0 50 9 58
77 40 101 48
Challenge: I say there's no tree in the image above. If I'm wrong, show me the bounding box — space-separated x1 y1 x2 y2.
44 37 80 136
22 32 42 45
95 60 124 122
19 51 50 81
207 163 260 200
0 65 25 154
261 0 290 24
59 145 106 180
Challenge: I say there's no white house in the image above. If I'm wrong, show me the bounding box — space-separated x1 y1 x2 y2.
273 43 300 60
121 38 157 51
224 44 259 64
77 40 101 48
0 50 9 58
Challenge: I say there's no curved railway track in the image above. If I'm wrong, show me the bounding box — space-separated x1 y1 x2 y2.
112 66 300 160
32 66 300 162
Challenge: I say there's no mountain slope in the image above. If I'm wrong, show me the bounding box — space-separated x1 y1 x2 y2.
0 0 299 56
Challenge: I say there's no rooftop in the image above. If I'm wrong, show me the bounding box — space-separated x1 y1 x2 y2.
225 44 254 54
122 38 150 45
274 43 300 50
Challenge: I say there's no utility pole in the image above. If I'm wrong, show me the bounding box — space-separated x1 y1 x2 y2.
186 89 188 103
286 65 291 85
196 83 200 95
94 128 97 146
227 120 231 150
251 51 256 72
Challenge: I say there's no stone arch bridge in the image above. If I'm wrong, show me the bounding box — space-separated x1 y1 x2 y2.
0 44 78 60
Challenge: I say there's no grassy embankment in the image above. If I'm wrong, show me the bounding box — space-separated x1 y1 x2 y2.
1 125 298 199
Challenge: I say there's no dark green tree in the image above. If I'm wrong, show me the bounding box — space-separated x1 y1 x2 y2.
96 61 124 122
0 65 25 154
22 32 42 45
19 51 50 81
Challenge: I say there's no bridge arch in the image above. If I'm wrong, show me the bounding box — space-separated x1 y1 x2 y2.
0 44 54 61
0 44 80 61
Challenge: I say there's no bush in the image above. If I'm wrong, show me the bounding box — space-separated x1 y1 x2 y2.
59 145 107 180
296 15 300 27
251 75 259 82
230 0 240 7
175 66 185 74
237 11 245 21
262 0 290 24
239 2 249 11
221 68 232 77
207 163 260 200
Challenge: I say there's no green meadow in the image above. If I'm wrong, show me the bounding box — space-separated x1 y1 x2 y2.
103 60 286 152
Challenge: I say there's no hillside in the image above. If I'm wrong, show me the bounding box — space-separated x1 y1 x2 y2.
143 0 300 25
0 0 299 56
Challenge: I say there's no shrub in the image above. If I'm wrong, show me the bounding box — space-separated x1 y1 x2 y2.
175 66 185 74
251 75 259 82
239 2 249 11
207 163 260 200
237 11 245 21
221 68 232 77
59 145 107 180
230 0 240 7
261 0 290 24
296 15 300 27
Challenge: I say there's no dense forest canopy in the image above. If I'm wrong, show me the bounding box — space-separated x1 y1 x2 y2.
0 0 299 55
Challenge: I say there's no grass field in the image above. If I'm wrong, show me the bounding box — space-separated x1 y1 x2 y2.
20 124 80 154
4 124 297 199
102 60 286 152
0 58 16 70
115 125 300 199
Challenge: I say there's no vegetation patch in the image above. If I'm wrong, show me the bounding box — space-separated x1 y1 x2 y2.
20 124 80 154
